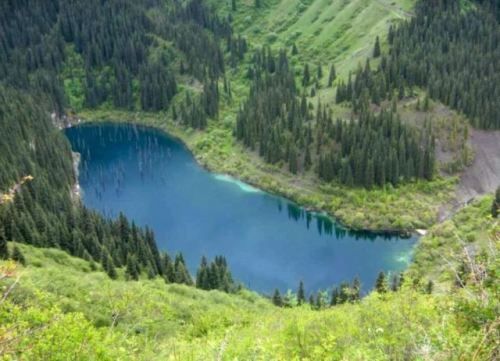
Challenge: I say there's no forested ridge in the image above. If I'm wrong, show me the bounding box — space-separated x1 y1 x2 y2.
0 0 497 277
235 47 436 187
0 0 499 359
0 0 240 125
337 0 500 129
0 0 239 290
0 87 191 284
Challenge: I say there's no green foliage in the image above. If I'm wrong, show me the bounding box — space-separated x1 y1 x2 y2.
492 186 500 218
338 0 500 129
410 195 498 290
373 36 381 58
196 255 235 292
11 245 25 265
0 225 8 259
1 232 497 360
0 87 168 281
272 288 283 306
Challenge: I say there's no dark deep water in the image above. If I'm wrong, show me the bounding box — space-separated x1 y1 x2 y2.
65 124 417 294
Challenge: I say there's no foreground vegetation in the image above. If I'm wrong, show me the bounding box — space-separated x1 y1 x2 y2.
0 0 498 358
1 195 498 359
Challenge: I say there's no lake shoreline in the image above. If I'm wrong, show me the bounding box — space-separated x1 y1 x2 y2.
65 123 418 293
67 110 455 236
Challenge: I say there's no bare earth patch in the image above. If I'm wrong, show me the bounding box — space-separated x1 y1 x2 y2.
456 130 500 202
439 129 500 221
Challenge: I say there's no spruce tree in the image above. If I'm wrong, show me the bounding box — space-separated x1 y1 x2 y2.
308 294 315 307
104 254 117 279
330 287 339 306
126 256 139 280
426 280 434 294
11 246 25 265
272 289 283 307
373 36 381 58
0 226 8 260
297 280 306 305
174 253 193 285
163 253 175 283
328 64 336 87
375 271 387 293
196 256 209 289
390 273 401 291
492 186 500 218
352 277 361 301
302 63 310 86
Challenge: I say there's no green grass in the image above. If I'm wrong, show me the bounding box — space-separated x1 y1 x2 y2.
409 195 499 291
211 0 414 77
1 202 498 360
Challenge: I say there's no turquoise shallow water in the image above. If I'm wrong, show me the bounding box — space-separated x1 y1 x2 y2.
65 123 417 294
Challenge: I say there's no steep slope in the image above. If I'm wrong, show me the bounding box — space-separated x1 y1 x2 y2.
1 196 498 359
212 0 415 76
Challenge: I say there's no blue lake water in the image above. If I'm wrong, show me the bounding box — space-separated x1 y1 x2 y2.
65 123 417 294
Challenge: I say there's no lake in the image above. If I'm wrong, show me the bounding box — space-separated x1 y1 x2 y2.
65 123 417 294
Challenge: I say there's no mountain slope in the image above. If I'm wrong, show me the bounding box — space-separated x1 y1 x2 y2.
1 195 498 359
212 0 415 76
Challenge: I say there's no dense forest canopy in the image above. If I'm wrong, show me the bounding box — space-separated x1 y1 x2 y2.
0 0 498 358
0 0 498 276
236 47 436 188
337 0 500 129
0 0 242 289
0 0 240 121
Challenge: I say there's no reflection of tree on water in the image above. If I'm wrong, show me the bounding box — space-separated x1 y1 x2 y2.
73 124 173 203
70 124 408 244
278 199 398 241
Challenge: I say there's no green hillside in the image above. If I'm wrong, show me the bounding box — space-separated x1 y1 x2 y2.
212 0 415 75
1 196 498 359
0 0 499 359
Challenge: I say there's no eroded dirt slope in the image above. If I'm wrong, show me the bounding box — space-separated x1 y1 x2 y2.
457 130 500 203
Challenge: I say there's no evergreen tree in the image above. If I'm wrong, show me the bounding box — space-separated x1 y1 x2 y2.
317 63 323 80
492 186 500 218
352 277 361 301
163 253 175 283
272 289 283 307
302 63 310 86
308 294 315 307
426 280 434 294
297 280 306 305
174 253 193 285
196 256 209 290
315 292 324 309
11 245 26 265
126 256 139 280
0 226 8 260
373 36 381 58
328 64 336 87
330 287 339 306
103 254 117 280
390 273 402 291
375 271 387 293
